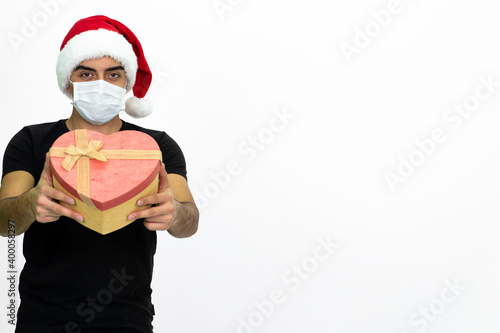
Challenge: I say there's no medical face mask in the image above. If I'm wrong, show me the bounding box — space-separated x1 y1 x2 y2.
70 80 127 125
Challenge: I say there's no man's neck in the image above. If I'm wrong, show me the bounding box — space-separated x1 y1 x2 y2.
66 108 123 135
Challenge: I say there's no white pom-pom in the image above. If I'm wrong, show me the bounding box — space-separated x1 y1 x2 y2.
125 96 153 118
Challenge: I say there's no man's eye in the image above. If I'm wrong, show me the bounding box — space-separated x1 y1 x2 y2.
109 73 120 79
80 72 92 78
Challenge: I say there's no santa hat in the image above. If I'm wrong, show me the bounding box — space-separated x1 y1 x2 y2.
56 15 153 118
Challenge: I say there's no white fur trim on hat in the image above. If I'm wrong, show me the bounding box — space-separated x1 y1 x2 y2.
56 29 138 99
125 96 153 118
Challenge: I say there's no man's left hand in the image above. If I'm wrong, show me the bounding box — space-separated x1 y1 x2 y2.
127 163 178 231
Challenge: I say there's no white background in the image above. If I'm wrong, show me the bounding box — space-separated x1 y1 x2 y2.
1 0 499 332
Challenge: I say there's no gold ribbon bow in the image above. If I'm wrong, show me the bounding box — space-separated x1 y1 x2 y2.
62 141 107 171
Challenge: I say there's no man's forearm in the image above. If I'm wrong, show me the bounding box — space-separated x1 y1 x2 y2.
0 190 35 237
168 201 199 238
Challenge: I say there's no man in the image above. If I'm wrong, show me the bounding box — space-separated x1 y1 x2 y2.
0 15 199 332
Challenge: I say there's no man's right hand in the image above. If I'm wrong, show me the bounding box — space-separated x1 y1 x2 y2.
0 153 83 236
28 153 83 223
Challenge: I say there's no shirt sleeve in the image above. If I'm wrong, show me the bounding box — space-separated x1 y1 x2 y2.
2 127 37 181
158 132 187 180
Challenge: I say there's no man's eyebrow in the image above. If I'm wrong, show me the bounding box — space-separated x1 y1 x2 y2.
105 66 125 72
74 65 96 72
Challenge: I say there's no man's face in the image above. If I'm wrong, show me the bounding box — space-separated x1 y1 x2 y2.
67 56 127 95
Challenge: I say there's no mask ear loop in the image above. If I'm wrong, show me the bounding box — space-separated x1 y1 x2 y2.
121 79 129 112
68 80 77 101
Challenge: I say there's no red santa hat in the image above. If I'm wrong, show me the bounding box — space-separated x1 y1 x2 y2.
56 15 153 118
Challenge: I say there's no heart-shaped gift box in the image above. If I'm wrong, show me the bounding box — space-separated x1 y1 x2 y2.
49 129 162 234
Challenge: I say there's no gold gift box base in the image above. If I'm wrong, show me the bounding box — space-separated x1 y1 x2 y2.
53 176 159 235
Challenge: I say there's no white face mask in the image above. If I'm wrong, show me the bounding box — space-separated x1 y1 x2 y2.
70 80 127 125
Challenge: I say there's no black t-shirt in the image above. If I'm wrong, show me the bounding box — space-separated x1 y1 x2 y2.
2 119 187 333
